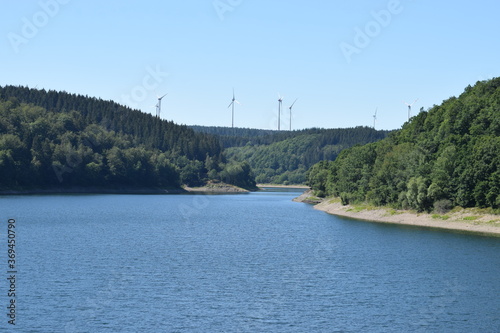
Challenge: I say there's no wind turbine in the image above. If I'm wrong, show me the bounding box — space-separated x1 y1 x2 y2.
403 98 419 121
288 98 298 131
277 93 284 131
373 108 378 129
227 88 241 128
156 93 168 118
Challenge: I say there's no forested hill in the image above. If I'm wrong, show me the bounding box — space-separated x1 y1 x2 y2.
0 85 255 190
308 78 500 211
191 126 391 184
0 85 220 159
190 126 277 146
191 126 389 149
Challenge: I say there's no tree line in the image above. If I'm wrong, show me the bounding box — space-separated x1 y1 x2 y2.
0 86 256 190
220 127 390 184
308 78 500 211
0 85 391 190
192 125 390 149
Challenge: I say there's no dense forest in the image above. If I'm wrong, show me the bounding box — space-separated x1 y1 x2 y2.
0 86 255 190
192 126 390 184
0 85 390 191
308 78 500 211
190 126 277 147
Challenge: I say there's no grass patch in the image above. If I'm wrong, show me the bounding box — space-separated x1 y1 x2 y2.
387 208 402 216
450 207 465 214
449 206 500 216
328 197 341 204
347 203 378 213
432 214 450 220
462 216 480 221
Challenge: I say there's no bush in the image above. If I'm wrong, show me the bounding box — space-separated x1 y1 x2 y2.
434 199 453 214
340 192 350 205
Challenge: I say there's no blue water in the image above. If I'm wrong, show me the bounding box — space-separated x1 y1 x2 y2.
1 189 499 332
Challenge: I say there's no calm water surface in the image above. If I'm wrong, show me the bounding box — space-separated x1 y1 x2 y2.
1 189 499 332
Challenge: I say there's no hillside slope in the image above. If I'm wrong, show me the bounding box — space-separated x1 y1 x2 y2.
0 86 255 190
308 78 500 211
193 126 390 185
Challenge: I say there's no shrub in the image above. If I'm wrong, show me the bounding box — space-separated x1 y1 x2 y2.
340 192 350 205
434 199 453 214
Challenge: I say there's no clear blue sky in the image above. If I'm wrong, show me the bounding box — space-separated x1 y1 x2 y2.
1 0 499 130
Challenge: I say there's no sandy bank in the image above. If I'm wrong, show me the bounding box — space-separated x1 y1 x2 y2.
257 184 310 189
295 191 500 237
292 190 322 204
183 183 251 193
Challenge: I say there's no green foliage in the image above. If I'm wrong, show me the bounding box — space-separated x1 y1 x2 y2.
307 161 332 193
432 214 450 220
462 216 480 221
308 77 500 210
219 161 256 189
0 86 255 190
221 127 389 185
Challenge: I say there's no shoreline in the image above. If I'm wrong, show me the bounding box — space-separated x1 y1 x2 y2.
183 183 251 193
0 183 251 195
295 191 500 237
257 184 310 189
0 183 308 195
0 187 187 195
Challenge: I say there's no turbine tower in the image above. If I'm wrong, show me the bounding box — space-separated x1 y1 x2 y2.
278 93 284 131
156 93 168 118
403 99 419 121
227 88 240 128
288 98 298 131
373 108 378 129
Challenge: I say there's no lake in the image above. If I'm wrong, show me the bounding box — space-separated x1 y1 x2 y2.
1 189 499 332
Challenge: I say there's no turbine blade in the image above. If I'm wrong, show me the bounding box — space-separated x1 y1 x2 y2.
228 101 234 108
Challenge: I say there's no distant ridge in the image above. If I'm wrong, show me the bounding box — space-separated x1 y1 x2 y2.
191 125 392 184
